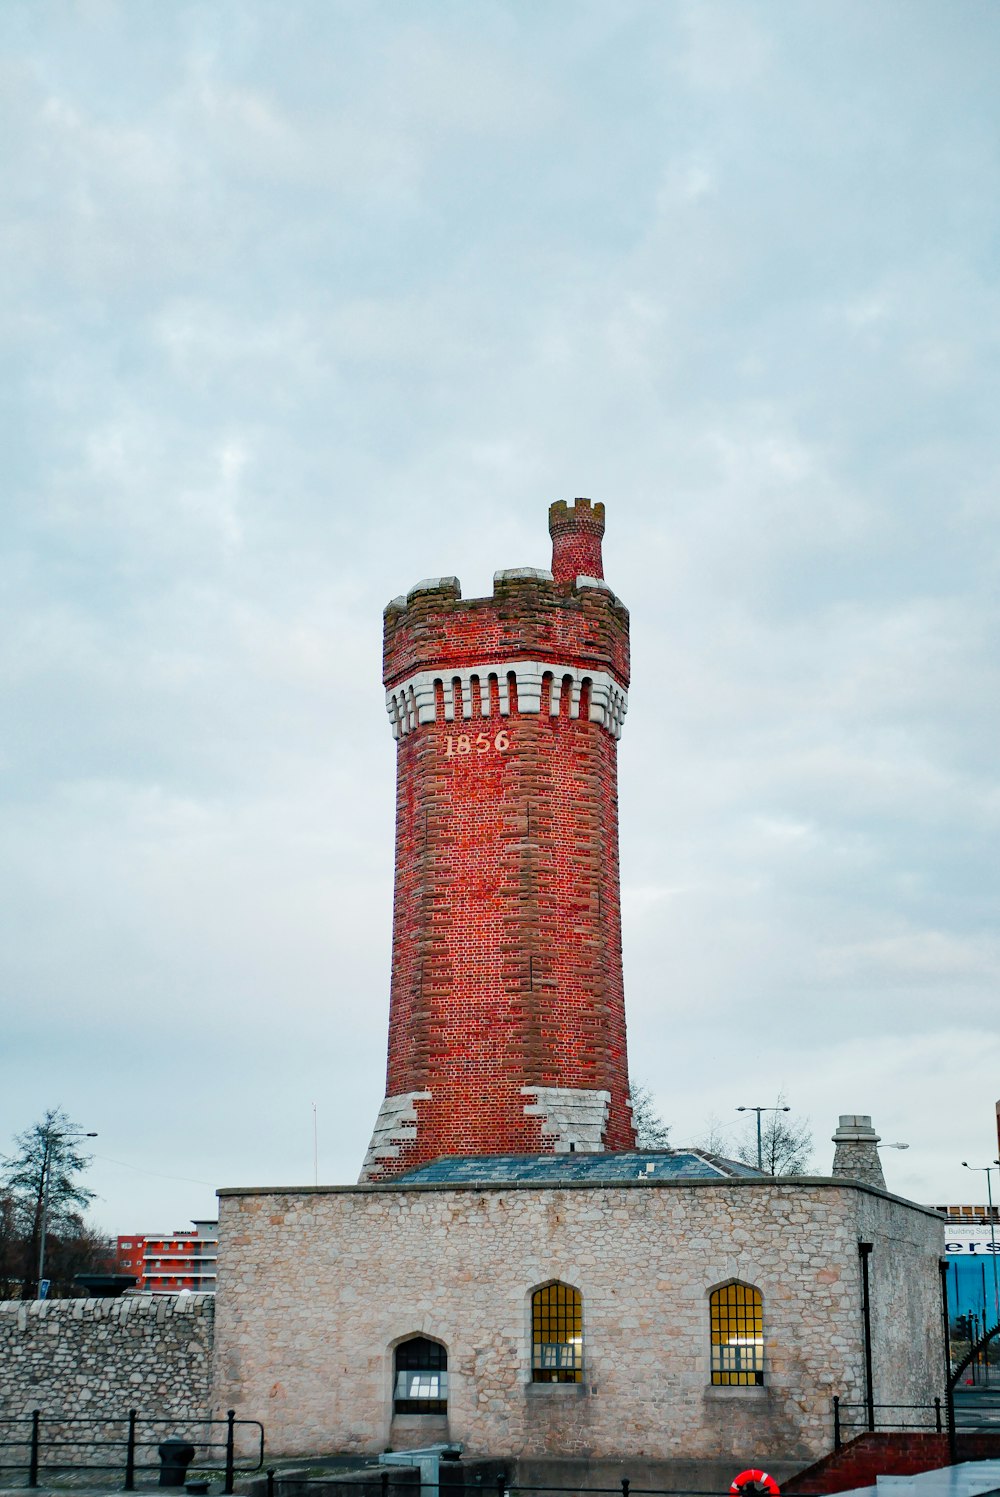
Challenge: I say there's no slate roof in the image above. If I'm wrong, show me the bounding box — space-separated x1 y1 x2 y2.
392 1150 764 1185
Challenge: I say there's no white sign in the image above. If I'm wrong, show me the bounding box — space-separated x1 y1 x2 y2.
945 1224 1000 1256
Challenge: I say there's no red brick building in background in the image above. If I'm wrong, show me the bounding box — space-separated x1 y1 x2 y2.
115 1221 218 1293
361 499 636 1179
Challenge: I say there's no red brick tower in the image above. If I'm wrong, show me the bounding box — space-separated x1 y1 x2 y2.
361 499 635 1180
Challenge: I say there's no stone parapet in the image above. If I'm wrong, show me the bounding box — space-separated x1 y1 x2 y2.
382 571 630 694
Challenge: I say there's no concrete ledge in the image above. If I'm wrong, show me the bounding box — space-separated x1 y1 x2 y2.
704 1383 769 1400
216 1175 945 1218
525 1380 587 1396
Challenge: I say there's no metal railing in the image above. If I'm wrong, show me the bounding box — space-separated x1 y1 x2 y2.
263 1478 771 1497
832 1397 948 1449
832 1389 1000 1452
0 1408 264 1491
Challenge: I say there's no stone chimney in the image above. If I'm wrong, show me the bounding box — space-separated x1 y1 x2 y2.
831 1115 886 1190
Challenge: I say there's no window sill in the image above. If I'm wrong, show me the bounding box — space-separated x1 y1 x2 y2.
704 1384 767 1400
526 1381 587 1396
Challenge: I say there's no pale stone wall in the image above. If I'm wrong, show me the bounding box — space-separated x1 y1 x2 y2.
213 1179 944 1464
0 1294 215 1473
0 1293 214 1418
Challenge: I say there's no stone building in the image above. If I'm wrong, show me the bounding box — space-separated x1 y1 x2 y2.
213 1157 943 1471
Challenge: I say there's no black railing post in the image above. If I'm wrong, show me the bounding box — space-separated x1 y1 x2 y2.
267 1469 276 1497
939 1259 957 1463
28 1409 40 1488
496 1474 506 1497
934 1397 942 1434
622 1481 630 1497
833 1395 841 1452
124 1409 137 1491
224 1410 236 1496
859 1242 875 1433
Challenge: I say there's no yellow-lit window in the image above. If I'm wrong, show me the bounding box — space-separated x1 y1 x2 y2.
710 1283 764 1385
532 1283 582 1383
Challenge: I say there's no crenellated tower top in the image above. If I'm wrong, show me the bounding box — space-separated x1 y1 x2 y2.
548 496 605 583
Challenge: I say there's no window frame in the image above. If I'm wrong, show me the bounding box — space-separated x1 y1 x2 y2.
530 1281 584 1384
392 1335 448 1415
709 1280 764 1387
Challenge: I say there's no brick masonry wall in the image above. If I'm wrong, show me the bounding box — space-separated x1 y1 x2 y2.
213 1179 945 1465
382 572 630 690
0 1294 215 1472
382 701 632 1170
366 504 635 1177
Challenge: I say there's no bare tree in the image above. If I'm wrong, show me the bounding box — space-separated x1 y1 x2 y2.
629 1080 671 1148
734 1099 813 1175
42 1216 116 1297
0 1190 21 1299
2 1108 95 1297
694 1113 733 1156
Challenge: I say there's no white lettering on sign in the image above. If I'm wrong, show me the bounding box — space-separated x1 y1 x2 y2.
443 731 510 757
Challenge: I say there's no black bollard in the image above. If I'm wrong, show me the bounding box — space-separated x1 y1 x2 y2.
158 1439 197 1487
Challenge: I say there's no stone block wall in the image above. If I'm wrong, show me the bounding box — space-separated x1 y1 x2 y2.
213 1178 945 1465
0 1294 215 1475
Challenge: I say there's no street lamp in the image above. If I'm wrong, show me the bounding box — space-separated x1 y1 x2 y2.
961 1160 1000 1328
736 1105 790 1173
37 1128 97 1298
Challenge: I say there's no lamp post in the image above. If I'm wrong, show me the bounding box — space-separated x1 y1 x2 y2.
961 1161 1000 1328
37 1127 97 1297
736 1105 790 1173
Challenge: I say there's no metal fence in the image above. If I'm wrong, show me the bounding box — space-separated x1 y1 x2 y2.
263 1477 772 1497
832 1391 1000 1451
832 1398 948 1449
0 1408 264 1491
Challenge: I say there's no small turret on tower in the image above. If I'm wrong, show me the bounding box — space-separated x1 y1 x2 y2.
549 497 605 583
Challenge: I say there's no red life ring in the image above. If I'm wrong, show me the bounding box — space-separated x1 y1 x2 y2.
731 1471 779 1496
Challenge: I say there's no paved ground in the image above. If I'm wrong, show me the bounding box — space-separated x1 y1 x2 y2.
0 1453 381 1497
954 1387 1000 1430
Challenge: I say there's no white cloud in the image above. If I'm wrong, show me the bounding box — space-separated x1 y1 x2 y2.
2 0 999 1227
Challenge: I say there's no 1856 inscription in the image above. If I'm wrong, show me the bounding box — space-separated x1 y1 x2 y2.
443 730 510 757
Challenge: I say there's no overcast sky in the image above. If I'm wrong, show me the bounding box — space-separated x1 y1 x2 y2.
3 1 999 1236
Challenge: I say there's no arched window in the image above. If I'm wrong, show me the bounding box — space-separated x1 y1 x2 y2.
531 1283 582 1383
393 1336 447 1413
710 1283 764 1385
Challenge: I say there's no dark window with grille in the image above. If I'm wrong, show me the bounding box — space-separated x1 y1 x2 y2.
393 1336 448 1413
531 1282 583 1383
710 1282 764 1385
